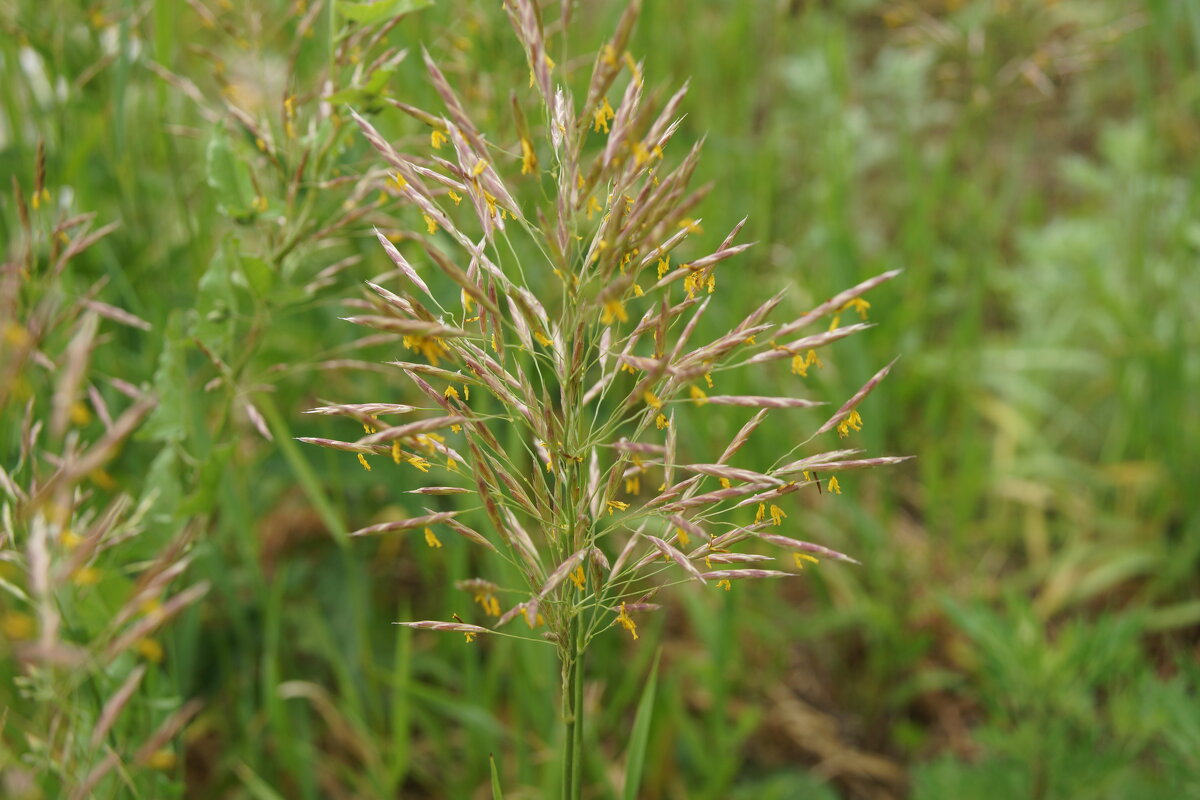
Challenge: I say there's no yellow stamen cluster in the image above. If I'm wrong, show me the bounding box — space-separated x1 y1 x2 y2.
689 385 708 405
527 53 556 87
623 51 642 85
431 129 448 149
423 213 438 234
683 269 716 298
837 409 863 438
828 476 842 494
704 547 728 569
794 553 820 570
716 579 732 592
593 97 615 133
448 190 462 205
600 299 628 324
415 433 445 454
769 504 786 526
284 94 297 138
591 239 609 263
657 257 670 278
520 137 537 174
616 603 639 640
73 566 101 587
625 475 640 495
424 527 443 548
474 592 501 617
675 526 691 547
402 334 448 365
569 565 586 589
829 297 872 331
655 414 669 430
606 499 629 516
2 612 35 640
135 637 164 663
357 453 371 471
483 190 500 218
790 349 822 377
642 390 663 409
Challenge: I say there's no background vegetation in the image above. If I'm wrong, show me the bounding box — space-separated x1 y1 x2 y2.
2 0 1197 797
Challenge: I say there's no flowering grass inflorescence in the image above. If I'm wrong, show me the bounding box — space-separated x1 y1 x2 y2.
301 1 907 795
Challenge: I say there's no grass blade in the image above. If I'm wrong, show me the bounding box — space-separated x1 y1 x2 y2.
623 649 662 800
490 753 505 800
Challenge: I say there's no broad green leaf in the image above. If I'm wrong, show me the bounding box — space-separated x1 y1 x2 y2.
141 312 189 443
205 130 258 220
179 440 235 517
335 0 433 24
239 255 277 297
193 239 239 355
325 65 399 111
623 649 661 800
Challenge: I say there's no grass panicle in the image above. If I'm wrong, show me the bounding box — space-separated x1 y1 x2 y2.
302 2 903 795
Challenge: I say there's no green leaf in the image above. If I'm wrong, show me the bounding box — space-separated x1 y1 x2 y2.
1145 601 1200 632
179 441 235 517
335 0 433 24
325 65 399 111
193 239 239 355
239 255 277 297
141 311 189 444
205 130 258 219
623 649 661 800
234 762 289 800
489 754 504 800
144 448 181 500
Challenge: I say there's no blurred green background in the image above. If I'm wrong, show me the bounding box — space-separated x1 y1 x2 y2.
2 0 1198 797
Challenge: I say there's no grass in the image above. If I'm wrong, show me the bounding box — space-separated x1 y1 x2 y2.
1 0 1197 798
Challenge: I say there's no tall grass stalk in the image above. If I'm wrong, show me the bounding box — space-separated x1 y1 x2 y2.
302 2 905 794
